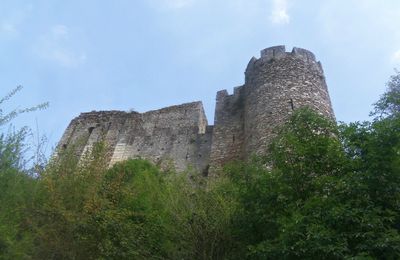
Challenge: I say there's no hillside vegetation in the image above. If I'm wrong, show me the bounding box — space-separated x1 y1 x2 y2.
1 72 400 259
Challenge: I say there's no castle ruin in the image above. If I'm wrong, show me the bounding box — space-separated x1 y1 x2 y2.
58 46 335 174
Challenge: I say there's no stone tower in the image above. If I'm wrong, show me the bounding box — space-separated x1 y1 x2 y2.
244 46 334 156
58 46 335 174
209 46 334 169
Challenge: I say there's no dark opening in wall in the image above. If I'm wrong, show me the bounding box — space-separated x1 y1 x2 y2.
233 135 235 143
202 165 210 177
289 98 295 110
88 127 95 135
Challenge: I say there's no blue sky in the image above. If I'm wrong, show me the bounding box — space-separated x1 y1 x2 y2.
1 0 400 153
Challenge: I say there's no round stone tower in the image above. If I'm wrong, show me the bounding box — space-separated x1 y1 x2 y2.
243 45 334 157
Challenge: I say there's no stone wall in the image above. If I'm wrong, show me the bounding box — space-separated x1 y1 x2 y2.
209 86 245 172
58 46 335 174
109 101 211 172
59 102 212 173
58 111 130 160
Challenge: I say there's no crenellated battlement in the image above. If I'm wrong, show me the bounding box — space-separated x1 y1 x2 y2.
215 86 244 103
259 45 318 63
260 45 286 60
291 47 316 62
245 45 325 84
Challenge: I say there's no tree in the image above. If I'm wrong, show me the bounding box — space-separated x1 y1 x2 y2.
371 70 400 119
226 103 400 259
0 86 47 259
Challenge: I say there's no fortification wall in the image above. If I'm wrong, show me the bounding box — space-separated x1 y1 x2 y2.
60 102 212 172
209 86 245 171
243 46 334 157
58 111 131 160
59 45 335 175
109 101 211 172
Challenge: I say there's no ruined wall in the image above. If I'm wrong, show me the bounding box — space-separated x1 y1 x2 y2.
109 102 211 172
209 86 245 171
60 102 212 173
59 45 335 174
58 111 130 160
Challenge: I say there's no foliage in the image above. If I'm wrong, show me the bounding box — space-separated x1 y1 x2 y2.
0 86 48 127
161 173 237 259
1 74 400 259
0 86 47 259
371 69 400 119
225 106 400 259
269 108 346 196
28 144 236 259
0 129 36 259
222 73 400 259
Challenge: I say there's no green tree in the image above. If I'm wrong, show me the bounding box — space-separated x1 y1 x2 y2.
227 102 400 259
226 109 349 259
0 86 47 259
0 130 36 259
161 172 237 260
371 70 400 119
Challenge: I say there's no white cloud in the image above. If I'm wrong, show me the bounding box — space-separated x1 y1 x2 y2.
148 0 195 10
1 22 18 34
0 4 33 37
34 25 87 68
168 0 194 9
393 49 400 63
42 48 87 68
270 0 290 25
51 24 69 39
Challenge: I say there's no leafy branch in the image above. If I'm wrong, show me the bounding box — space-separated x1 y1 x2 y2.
0 85 49 127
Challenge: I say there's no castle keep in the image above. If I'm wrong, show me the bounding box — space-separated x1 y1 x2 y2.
59 46 335 174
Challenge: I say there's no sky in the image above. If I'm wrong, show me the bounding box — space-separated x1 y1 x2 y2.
1 0 400 154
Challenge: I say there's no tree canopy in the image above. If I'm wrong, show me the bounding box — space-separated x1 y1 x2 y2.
1 73 400 259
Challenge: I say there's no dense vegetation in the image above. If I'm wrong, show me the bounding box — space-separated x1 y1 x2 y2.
1 72 399 259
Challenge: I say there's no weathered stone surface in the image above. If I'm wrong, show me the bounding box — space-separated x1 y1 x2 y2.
243 45 334 158
58 46 335 174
